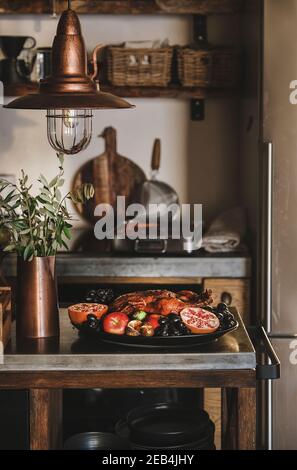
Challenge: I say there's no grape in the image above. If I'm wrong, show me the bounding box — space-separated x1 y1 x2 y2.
168 313 180 322
95 288 115 304
215 312 224 322
225 319 237 329
204 306 216 313
217 302 229 313
223 313 235 322
155 327 163 337
85 288 115 305
86 314 99 329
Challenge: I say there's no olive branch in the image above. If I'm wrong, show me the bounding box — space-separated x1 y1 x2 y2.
0 152 94 261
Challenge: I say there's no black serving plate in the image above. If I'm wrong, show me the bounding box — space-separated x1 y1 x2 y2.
75 321 239 349
63 432 128 450
115 403 215 450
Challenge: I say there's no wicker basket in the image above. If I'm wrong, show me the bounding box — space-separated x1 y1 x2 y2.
177 47 238 88
107 46 173 87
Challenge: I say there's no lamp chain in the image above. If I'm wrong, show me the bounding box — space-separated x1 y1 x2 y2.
52 0 72 16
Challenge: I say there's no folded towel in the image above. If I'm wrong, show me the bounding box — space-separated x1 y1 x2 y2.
202 207 247 253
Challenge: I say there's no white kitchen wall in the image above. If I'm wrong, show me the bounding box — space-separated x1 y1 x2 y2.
0 13 240 226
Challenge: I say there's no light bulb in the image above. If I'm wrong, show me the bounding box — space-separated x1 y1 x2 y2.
47 109 93 155
62 109 79 129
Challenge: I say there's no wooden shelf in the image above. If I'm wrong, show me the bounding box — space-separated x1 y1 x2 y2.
3 82 235 100
104 84 235 99
0 0 243 15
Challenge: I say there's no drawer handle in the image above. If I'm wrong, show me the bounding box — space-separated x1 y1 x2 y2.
248 326 280 380
221 291 232 305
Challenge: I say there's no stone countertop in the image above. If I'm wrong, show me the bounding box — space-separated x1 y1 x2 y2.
1 252 252 279
1 309 256 372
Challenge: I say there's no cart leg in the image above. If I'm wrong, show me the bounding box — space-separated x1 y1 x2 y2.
204 388 222 449
29 389 63 450
222 387 256 450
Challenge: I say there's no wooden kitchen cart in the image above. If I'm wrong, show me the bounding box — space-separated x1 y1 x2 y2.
2 251 253 449
0 308 278 451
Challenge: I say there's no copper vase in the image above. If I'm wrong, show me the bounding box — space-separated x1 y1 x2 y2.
17 256 59 339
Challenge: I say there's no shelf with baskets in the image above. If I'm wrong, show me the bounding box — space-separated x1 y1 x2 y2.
3 44 239 100
0 0 243 15
106 44 238 89
3 82 237 100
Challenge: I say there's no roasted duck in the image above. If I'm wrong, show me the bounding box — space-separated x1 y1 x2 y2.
109 289 213 316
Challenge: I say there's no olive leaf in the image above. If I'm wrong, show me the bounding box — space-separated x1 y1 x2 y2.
3 244 15 252
49 176 59 188
39 174 49 187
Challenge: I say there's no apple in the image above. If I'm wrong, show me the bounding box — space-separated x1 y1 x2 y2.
103 312 129 335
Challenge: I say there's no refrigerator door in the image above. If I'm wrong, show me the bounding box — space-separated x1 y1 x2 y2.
270 338 297 450
263 0 297 334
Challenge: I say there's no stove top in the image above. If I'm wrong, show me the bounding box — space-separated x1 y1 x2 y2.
63 229 248 258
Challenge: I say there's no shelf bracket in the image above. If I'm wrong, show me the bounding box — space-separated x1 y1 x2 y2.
191 99 205 121
191 15 208 121
193 14 208 44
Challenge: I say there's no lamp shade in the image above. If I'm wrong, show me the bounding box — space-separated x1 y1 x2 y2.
4 8 133 111
4 90 133 110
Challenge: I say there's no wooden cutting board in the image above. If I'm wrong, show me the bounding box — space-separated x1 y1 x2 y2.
72 127 146 223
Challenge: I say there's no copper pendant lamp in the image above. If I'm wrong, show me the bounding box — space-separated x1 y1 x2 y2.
4 0 134 155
